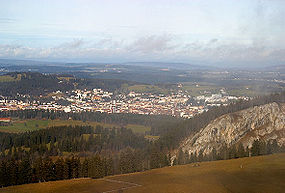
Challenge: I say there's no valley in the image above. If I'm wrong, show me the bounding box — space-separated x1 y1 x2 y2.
1 1 285 192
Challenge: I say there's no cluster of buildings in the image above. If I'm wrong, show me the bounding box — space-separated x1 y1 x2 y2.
0 88 249 119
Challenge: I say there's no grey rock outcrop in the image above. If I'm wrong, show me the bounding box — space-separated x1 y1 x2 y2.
180 102 285 155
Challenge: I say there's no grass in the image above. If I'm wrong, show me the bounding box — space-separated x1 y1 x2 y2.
0 119 49 133
181 82 221 96
0 74 21 82
2 153 285 193
58 76 75 81
0 119 150 134
0 178 128 193
144 135 160 141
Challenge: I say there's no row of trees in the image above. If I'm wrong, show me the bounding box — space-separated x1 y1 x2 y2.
175 139 285 165
0 72 140 97
0 125 148 155
0 146 171 188
0 155 111 187
0 109 180 132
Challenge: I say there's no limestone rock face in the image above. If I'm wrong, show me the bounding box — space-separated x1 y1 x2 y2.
180 102 285 155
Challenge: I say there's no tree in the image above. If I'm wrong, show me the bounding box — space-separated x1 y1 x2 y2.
237 144 246 158
119 148 135 173
7 159 18 185
18 158 32 185
251 140 261 156
70 156 80 178
81 158 89 178
42 157 55 181
149 148 166 169
177 148 185 165
55 158 66 180
88 155 104 179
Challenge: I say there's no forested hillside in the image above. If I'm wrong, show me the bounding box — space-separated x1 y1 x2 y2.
0 72 138 97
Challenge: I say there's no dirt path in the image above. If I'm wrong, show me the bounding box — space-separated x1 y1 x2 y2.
101 179 142 193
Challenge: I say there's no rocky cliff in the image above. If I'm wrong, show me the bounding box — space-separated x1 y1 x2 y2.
180 102 285 155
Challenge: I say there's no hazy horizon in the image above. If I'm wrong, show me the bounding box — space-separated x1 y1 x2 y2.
1 0 285 67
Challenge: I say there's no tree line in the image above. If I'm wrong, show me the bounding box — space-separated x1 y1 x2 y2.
0 125 171 188
0 155 112 187
0 125 148 156
0 109 180 133
0 72 139 98
0 146 170 188
174 139 285 165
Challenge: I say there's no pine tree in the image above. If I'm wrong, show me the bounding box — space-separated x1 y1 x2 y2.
42 157 55 181
177 148 185 165
0 161 9 187
89 155 104 179
7 159 18 185
55 158 65 180
251 140 261 156
70 156 80 178
81 158 89 178
105 157 114 176
34 157 44 182
18 158 32 185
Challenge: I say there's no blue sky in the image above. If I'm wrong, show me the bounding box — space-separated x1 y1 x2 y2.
0 0 284 66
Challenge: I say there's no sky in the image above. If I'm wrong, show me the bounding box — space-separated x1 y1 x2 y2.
0 0 284 67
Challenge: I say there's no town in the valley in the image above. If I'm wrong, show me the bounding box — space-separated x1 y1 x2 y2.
0 86 249 118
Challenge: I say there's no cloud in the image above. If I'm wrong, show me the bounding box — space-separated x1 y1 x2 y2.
55 39 85 49
94 38 124 49
0 35 284 65
208 38 218 44
127 35 176 54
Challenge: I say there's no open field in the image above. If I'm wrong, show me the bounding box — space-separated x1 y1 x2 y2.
125 124 150 134
0 178 128 193
2 153 285 193
181 82 221 96
0 74 21 82
0 119 150 134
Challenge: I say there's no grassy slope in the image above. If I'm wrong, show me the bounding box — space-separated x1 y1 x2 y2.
0 119 150 134
1 178 127 193
0 74 21 83
2 153 285 193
